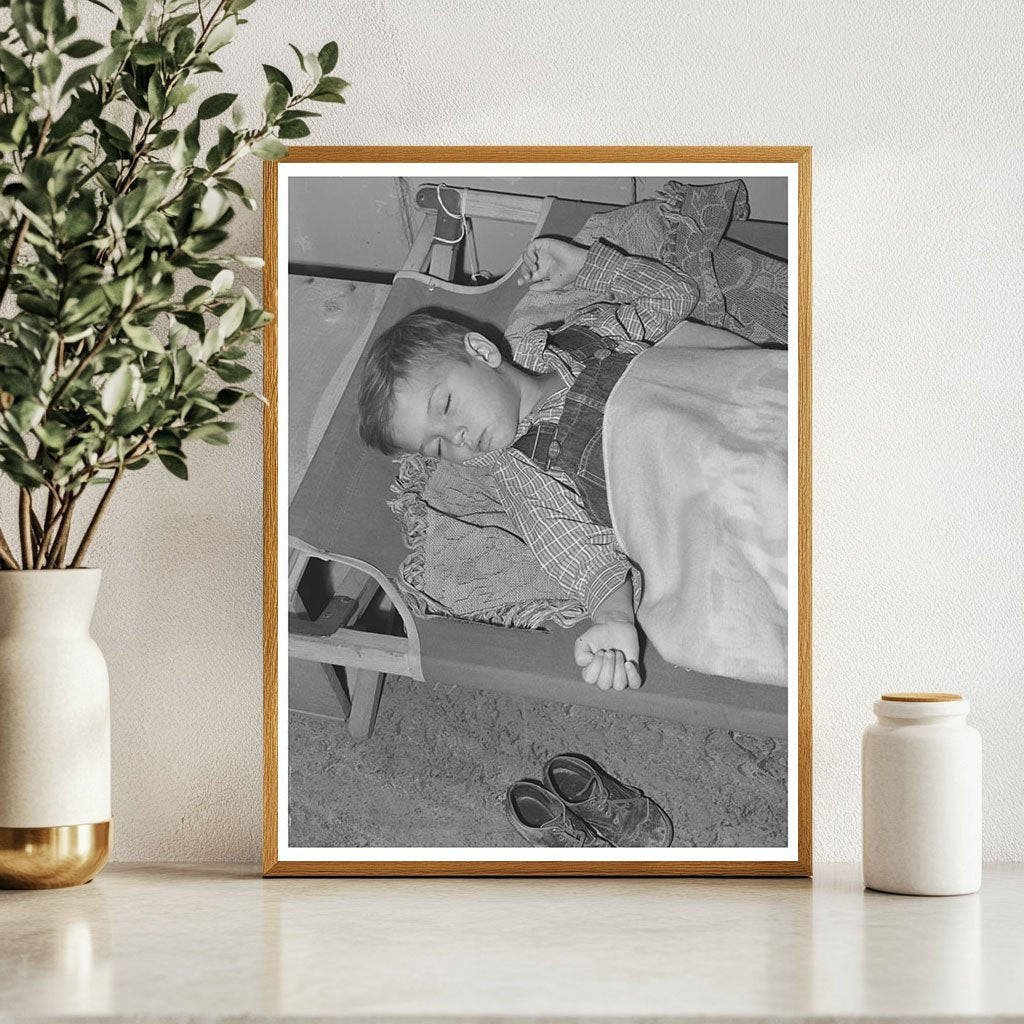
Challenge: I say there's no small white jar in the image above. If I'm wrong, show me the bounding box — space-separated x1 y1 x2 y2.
862 692 981 896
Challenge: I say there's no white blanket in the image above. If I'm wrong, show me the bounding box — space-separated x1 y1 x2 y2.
605 324 789 687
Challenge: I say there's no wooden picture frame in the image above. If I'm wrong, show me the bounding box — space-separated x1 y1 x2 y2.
263 147 812 876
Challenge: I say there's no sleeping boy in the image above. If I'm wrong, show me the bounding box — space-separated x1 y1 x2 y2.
357 237 700 693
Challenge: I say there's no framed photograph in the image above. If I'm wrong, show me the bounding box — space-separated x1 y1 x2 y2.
263 147 811 876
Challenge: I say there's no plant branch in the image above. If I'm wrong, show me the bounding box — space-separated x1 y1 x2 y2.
35 486 67 566
0 526 20 570
70 464 124 567
45 491 79 569
0 113 52 309
29 506 44 545
46 297 141 413
18 489 34 569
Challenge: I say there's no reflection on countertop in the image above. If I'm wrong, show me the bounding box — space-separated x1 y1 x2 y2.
2 862 1021 1019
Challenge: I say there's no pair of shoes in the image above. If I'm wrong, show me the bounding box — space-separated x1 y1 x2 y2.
504 754 673 848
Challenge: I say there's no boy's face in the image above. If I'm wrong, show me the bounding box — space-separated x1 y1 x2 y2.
390 333 524 464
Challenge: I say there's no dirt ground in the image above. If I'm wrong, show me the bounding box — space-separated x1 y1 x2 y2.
288 674 788 849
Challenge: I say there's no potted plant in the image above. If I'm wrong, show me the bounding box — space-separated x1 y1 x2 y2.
0 0 345 887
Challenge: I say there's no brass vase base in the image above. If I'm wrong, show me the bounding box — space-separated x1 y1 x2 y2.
0 821 111 889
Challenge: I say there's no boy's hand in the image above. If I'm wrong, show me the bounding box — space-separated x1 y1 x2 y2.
518 237 588 292
574 619 643 691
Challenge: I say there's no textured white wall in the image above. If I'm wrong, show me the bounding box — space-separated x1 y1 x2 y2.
62 0 1024 862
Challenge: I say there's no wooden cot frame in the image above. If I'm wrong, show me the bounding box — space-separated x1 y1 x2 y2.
263 147 812 878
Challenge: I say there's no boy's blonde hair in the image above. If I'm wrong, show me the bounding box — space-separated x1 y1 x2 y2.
357 312 472 455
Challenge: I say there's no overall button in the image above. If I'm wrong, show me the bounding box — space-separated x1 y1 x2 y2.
548 439 562 459
593 347 611 360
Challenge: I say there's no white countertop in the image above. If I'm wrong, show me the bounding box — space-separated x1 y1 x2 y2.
2 862 1021 1021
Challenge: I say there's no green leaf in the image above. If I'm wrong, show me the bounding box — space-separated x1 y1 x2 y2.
197 327 220 363
250 137 287 160
0 346 30 370
158 452 188 479
168 118 200 170
187 394 221 414
0 421 31 456
40 0 63 32
96 43 128 81
195 186 227 229
317 41 339 75
132 42 168 66
56 12 77 40
216 388 246 408
17 292 58 317
123 321 164 353
61 203 97 240
262 64 292 95
156 359 173 391
318 75 349 93
181 365 206 391
61 62 98 96
102 277 135 309
10 1 45 52
9 399 45 432
309 88 346 104
263 81 288 118
277 120 310 140
9 111 29 147
112 407 148 436
63 38 104 58
149 128 177 149
98 118 132 149
299 50 321 80
189 422 230 445
182 284 212 309
1 456 46 487
198 91 236 119
38 51 62 86
63 288 108 327
121 0 153 33
173 26 196 65
202 15 236 54
113 187 148 229
176 311 206 333
166 82 199 107
145 74 164 117
154 429 182 453
217 296 246 340
0 49 33 87
214 362 251 383
210 269 234 294
101 365 133 414
34 420 70 449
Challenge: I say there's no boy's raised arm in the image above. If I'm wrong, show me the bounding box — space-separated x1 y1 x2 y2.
519 237 699 345
575 239 699 344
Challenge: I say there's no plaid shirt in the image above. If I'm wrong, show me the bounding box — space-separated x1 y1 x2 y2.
468 241 698 613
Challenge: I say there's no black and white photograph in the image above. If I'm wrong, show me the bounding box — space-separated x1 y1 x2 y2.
267 151 810 875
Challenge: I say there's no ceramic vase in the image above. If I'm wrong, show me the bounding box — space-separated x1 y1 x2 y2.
0 569 111 888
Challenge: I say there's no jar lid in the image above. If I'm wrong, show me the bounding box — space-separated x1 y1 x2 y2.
874 694 969 720
881 692 962 702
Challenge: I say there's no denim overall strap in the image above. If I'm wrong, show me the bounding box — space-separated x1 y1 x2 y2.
510 326 639 529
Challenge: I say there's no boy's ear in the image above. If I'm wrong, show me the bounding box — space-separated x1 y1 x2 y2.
463 332 502 367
